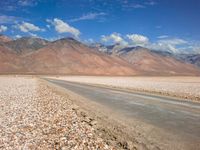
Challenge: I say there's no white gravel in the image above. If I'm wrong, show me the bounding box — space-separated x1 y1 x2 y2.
48 76 200 101
0 77 113 150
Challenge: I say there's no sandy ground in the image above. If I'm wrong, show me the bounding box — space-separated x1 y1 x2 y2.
47 76 200 102
0 77 114 150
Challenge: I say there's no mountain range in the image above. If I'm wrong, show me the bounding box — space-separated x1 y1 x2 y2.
0 34 200 76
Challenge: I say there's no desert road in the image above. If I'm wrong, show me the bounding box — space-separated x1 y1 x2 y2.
45 78 200 147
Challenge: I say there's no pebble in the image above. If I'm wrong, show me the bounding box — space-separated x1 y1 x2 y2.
0 77 114 150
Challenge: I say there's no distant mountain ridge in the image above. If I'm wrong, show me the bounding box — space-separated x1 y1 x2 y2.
0 35 12 43
177 54 200 68
0 36 138 75
0 35 200 76
3 37 49 54
93 43 200 69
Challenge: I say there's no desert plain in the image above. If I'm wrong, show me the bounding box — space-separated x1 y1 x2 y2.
1 75 200 150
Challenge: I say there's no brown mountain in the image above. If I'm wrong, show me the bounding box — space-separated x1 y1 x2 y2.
116 46 200 75
0 45 23 73
0 37 138 75
0 35 12 43
177 54 200 68
0 35 200 75
3 37 49 54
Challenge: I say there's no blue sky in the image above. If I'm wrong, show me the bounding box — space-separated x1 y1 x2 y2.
0 0 200 53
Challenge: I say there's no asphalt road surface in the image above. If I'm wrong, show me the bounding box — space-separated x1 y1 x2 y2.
45 78 200 147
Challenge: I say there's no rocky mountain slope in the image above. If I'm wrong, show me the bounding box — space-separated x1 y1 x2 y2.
22 38 138 75
94 44 200 75
0 35 200 75
117 47 200 75
177 54 200 68
0 37 138 75
0 35 12 43
3 37 49 54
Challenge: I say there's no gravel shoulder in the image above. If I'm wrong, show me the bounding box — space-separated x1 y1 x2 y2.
0 76 114 150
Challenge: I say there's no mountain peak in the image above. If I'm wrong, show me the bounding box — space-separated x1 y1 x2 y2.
17 36 48 42
0 34 12 43
56 37 78 42
51 37 83 48
4 37 49 54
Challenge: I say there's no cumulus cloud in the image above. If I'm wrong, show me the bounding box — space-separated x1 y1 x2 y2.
83 38 95 44
157 38 187 45
180 42 200 54
149 38 188 53
0 25 7 32
194 47 200 54
46 36 63 42
126 34 149 46
17 22 44 32
0 15 20 24
101 32 192 53
47 18 80 37
101 32 127 45
86 38 94 43
15 35 22 39
70 12 106 22
29 32 38 37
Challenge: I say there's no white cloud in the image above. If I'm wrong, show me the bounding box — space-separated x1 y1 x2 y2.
157 38 187 45
87 38 94 43
157 35 169 39
122 3 145 9
183 42 200 54
70 12 106 22
126 34 149 46
17 22 44 32
0 25 7 32
149 38 188 53
0 15 20 24
46 24 50 29
83 38 95 44
15 35 22 39
101 33 191 53
18 0 37 6
47 18 80 37
101 32 128 45
194 47 200 54
29 33 38 37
